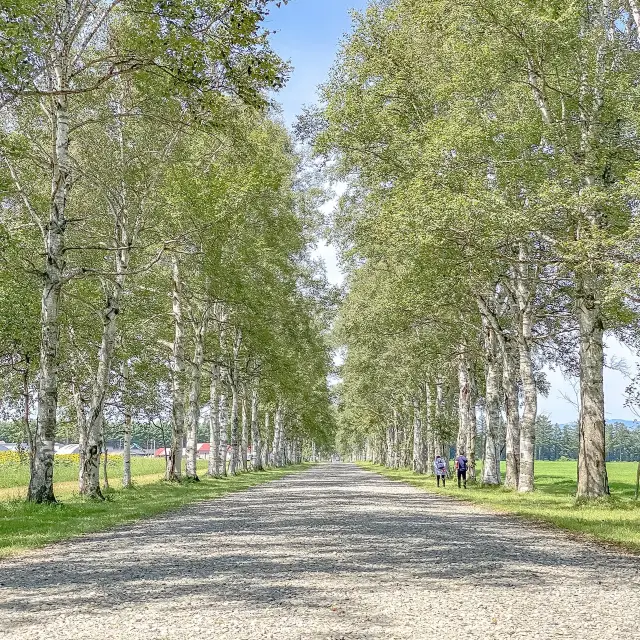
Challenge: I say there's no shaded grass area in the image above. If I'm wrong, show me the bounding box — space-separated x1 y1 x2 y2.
0 464 312 558
359 461 640 552
0 456 177 488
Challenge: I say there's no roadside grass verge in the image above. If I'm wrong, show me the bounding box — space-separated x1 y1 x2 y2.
0 464 312 558
359 461 640 552
0 455 175 489
0 458 209 500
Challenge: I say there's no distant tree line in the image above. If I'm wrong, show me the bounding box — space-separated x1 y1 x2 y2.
534 417 640 463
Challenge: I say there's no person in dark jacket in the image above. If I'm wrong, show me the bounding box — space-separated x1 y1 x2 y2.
455 451 468 488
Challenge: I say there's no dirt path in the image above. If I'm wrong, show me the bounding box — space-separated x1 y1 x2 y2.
1 463 639 639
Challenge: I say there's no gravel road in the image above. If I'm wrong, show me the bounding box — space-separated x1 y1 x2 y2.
1 463 639 639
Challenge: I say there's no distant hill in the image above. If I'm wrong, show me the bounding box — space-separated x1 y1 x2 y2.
557 419 639 428
606 419 639 428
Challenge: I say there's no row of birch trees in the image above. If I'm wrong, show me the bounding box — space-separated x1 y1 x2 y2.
0 0 334 502
309 0 640 498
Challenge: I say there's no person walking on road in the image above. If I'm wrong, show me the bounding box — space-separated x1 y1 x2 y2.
455 451 468 488
434 455 447 487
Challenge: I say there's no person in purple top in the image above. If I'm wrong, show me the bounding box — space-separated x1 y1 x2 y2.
455 451 468 488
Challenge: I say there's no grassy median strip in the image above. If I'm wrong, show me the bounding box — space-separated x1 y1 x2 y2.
359 461 640 552
0 464 312 558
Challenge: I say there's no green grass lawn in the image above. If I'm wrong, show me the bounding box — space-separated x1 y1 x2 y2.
0 455 177 488
0 464 312 558
359 461 640 552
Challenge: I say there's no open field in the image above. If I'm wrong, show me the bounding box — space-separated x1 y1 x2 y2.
360 461 640 552
0 453 177 489
0 464 313 558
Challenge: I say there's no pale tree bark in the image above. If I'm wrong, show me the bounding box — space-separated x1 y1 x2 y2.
457 349 471 457
185 315 207 480
412 396 426 473
122 362 132 489
250 385 263 470
385 423 393 467
241 389 248 472
402 406 412 467
227 328 242 476
273 405 284 467
502 340 520 489
466 368 478 482
228 380 240 475
482 322 502 485
80 89 136 498
576 274 609 497
516 242 537 493
166 256 185 481
424 383 434 474
573 26 609 497
207 363 221 477
391 408 400 468
523 8 609 497
262 411 271 468
476 296 519 488
219 383 229 475
434 380 446 461
81 275 126 497
28 61 72 504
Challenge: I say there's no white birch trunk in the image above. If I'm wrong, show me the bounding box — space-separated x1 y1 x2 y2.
502 344 520 489
424 383 434 474
228 382 240 475
227 329 242 475
262 411 271 468
466 368 478 481
122 363 132 489
219 384 228 476
457 349 471 457
185 318 206 480
273 405 284 467
250 386 263 471
434 380 445 460
482 323 502 485
412 396 425 473
391 408 400 469
576 273 609 497
241 390 248 472
81 281 124 498
28 64 71 503
166 256 185 481
208 363 221 477
517 242 537 492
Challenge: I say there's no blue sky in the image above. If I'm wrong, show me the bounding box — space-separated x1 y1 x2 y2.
263 0 638 425
266 0 369 127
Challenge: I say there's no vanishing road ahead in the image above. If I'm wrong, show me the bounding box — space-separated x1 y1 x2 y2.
1 464 639 639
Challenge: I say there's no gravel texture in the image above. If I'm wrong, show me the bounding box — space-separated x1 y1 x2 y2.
1 463 639 639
